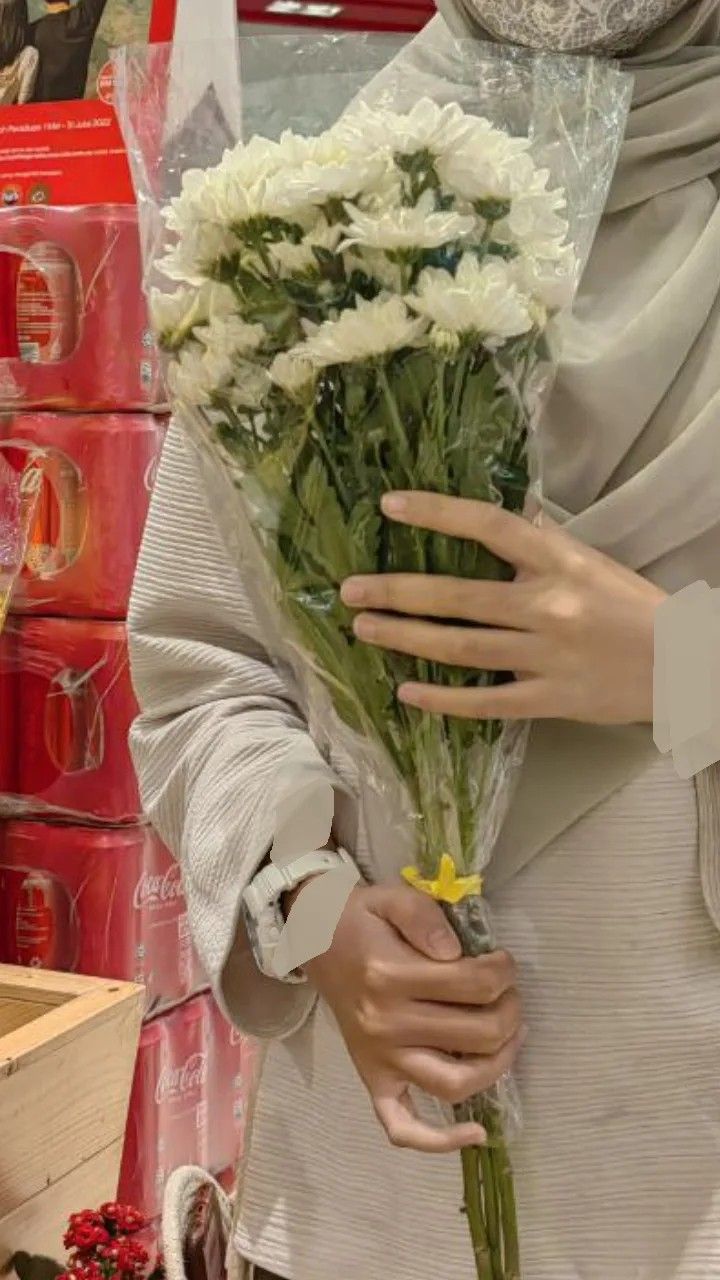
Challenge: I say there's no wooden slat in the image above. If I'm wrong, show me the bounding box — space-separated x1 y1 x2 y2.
0 975 143 1216
0 963 123 1005
0 979 143 1077
0 998 49 1039
0 1139 124 1268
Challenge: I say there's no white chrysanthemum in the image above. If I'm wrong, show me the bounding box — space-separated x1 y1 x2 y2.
218 134 284 187
158 219 237 286
269 351 317 397
196 315 265 360
229 361 271 410
334 99 478 161
342 189 476 253
409 255 534 343
358 163 405 215
165 138 287 235
344 247 405 293
204 282 239 320
268 222 344 276
168 343 228 407
262 130 389 215
168 339 269 411
436 124 535 204
151 286 201 347
151 281 239 348
496 171 569 260
511 244 577 311
287 295 427 369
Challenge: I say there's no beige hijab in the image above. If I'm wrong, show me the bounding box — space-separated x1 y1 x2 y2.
431 0 720 888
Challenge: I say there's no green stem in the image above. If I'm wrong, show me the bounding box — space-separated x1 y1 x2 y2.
377 365 415 486
460 1139 493 1280
479 1142 503 1278
497 1143 521 1280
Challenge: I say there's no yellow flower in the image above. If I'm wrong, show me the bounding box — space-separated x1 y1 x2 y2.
401 854 482 905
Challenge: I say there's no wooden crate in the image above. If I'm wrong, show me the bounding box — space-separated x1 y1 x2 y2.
0 965 144 1268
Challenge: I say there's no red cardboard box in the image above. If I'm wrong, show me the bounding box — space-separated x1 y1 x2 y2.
119 996 210 1220
119 993 258 1219
0 616 141 822
207 997 259 1173
0 206 163 410
0 819 198 1012
1 413 166 618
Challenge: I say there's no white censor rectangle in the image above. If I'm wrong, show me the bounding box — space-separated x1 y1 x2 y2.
654 582 720 780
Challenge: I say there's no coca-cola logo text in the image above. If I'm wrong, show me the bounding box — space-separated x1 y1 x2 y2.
155 1052 208 1105
133 864 184 911
143 456 160 494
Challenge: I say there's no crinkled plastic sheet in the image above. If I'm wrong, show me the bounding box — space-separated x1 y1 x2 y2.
0 614 143 825
0 452 39 631
115 27 631 875
0 412 166 618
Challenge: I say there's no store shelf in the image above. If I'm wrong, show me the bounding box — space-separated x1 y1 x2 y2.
238 0 433 31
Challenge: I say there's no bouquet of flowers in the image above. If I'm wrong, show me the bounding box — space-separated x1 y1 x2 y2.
117 30 631 1280
10 1202 163 1280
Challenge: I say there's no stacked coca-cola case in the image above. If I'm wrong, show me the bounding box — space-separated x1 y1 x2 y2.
0 203 257 1228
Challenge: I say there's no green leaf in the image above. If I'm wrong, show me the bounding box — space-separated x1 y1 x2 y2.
296 456 355 582
347 498 381 573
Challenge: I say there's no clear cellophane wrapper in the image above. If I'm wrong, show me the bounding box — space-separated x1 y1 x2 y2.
0 451 34 629
114 27 632 1274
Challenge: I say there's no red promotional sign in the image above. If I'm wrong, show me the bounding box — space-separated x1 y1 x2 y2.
0 0 179 206
0 100 134 206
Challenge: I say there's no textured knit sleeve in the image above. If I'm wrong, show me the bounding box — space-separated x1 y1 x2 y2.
128 423 357 1039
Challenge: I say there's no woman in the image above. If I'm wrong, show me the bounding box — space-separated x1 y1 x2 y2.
129 1 720 1277
0 0 37 105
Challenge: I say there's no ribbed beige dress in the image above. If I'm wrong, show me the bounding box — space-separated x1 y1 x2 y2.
129 425 720 1280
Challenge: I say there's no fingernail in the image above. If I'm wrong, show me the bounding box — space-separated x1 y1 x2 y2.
341 579 367 605
428 928 461 960
381 492 409 517
398 683 422 706
353 615 377 641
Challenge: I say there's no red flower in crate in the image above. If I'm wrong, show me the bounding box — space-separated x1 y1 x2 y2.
98 1238 149 1274
57 1203 163 1280
99 1204 147 1236
63 1262 104 1280
63 1211 111 1251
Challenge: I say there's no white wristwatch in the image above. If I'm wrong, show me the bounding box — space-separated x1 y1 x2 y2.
242 847 356 983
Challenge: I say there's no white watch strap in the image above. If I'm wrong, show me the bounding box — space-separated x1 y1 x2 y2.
244 847 353 917
242 847 357 984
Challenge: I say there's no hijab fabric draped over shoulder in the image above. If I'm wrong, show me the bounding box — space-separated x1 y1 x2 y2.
425 1 720 887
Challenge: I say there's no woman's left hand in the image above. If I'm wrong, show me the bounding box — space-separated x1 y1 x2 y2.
340 491 667 727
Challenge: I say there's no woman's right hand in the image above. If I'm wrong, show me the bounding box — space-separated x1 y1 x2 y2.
301 882 525 1154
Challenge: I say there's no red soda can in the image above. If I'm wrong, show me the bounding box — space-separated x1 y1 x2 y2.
0 205 163 412
0 413 167 619
207 995 246 1174
0 821 194 1011
1 617 141 822
118 1018 168 1220
157 997 211 1177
